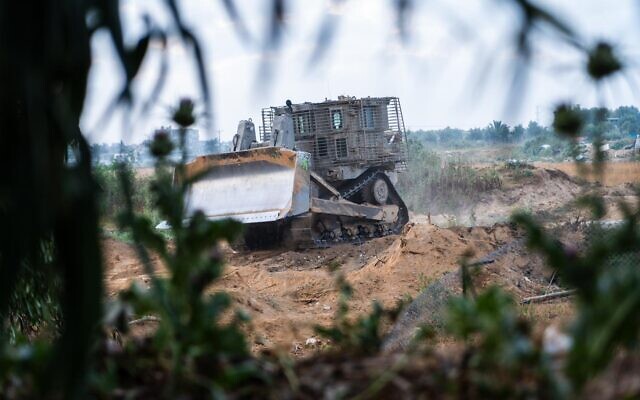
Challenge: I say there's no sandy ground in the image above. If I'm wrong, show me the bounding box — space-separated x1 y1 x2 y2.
104 224 540 352
534 161 640 186
105 163 636 354
104 229 582 357
419 164 639 226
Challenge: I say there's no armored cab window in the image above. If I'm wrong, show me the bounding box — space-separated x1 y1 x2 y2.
362 105 376 129
336 137 348 158
317 137 328 157
331 109 343 130
294 111 315 135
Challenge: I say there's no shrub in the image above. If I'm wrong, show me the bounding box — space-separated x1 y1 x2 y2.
519 134 572 160
96 101 262 397
4 244 61 342
94 163 157 224
504 161 535 180
446 287 562 398
398 142 502 214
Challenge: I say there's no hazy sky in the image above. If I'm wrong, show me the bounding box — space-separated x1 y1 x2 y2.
81 0 640 144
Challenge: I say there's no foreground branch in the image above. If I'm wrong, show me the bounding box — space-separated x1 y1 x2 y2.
129 315 161 325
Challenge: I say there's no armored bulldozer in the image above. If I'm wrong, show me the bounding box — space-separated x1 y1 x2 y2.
181 96 409 248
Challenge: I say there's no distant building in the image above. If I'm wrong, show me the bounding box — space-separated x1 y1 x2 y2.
168 127 199 162
146 126 200 164
89 127 232 167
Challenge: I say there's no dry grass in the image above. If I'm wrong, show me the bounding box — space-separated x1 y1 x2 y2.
520 299 575 328
535 162 640 186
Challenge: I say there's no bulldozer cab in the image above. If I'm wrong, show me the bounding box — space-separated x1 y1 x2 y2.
259 96 408 182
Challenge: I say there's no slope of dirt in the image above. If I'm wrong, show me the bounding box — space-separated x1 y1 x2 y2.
414 167 584 227
382 224 586 352
476 168 582 222
102 165 594 354
103 221 571 355
103 238 164 296
535 161 640 187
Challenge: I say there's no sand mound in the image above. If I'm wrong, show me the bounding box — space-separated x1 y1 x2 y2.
102 221 572 354
419 166 584 227
101 166 588 354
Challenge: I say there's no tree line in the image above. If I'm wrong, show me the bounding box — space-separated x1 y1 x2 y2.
409 105 640 145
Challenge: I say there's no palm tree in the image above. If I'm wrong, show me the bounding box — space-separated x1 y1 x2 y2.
488 120 511 142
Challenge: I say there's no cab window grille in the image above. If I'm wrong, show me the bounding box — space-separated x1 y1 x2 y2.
362 105 376 129
336 138 348 158
317 137 328 157
294 111 315 135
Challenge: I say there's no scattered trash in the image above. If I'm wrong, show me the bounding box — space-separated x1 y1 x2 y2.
291 342 303 354
305 337 320 348
543 325 572 357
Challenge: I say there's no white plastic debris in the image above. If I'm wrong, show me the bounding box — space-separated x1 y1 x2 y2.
543 325 572 357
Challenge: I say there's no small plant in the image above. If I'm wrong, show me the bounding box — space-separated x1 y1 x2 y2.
513 205 640 390
504 160 535 180
103 99 261 396
506 88 640 393
326 259 342 270
4 243 61 343
417 272 434 291
94 162 158 225
446 286 562 399
513 167 535 180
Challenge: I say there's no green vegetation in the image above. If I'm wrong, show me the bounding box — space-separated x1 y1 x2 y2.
99 103 258 396
5 247 61 343
446 287 561 398
3 0 640 399
503 160 535 180
5 101 640 399
93 163 158 224
410 105 640 162
398 140 502 214
518 132 573 160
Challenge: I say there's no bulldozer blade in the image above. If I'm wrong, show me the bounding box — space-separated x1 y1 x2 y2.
182 147 311 224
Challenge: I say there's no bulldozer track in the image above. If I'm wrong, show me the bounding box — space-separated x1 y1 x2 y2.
306 168 409 248
339 168 382 200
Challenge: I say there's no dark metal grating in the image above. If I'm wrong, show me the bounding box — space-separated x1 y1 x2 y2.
260 97 409 172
